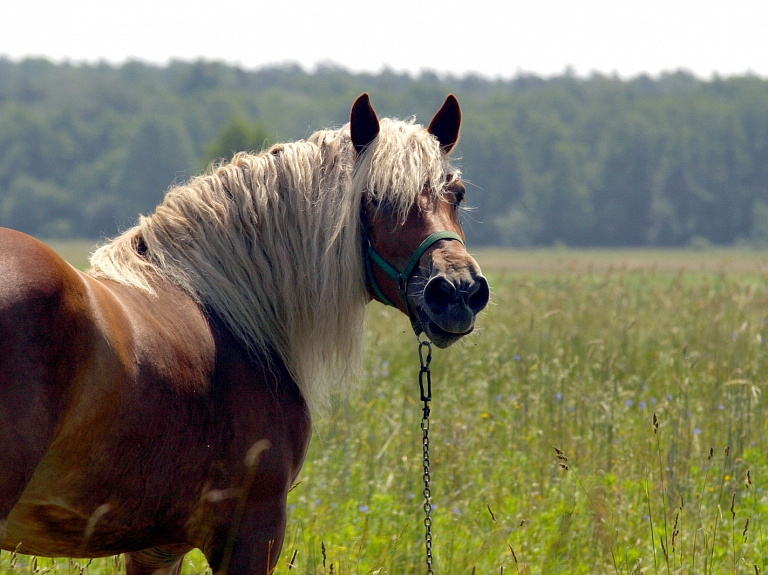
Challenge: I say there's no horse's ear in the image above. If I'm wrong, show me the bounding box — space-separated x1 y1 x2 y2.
428 94 462 153
350 93 380 156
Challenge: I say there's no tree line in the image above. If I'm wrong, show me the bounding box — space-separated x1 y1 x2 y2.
1 57 767 247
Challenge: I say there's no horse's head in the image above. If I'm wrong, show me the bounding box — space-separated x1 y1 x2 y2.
352 94 490 348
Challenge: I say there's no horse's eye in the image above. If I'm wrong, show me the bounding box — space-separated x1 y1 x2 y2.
451 182 466 206
368 194 394 213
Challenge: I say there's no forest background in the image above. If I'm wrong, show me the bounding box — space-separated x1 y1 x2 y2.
2 57 768 248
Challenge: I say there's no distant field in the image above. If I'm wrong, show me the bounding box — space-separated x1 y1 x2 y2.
44 238 99 270
43 239 768 275
474 247 768 274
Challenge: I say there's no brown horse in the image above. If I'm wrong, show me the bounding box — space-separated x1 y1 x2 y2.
0 94 489 575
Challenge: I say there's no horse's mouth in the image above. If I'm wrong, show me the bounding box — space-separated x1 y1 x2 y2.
415 307 475 348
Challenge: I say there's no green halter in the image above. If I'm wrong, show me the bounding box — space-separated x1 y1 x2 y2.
362 227 465 335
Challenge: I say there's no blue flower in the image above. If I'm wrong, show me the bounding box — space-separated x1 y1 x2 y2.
556 392 563 401
693 428 702 435
639 401 647 410
359 505 370 513
625 399 634 408
514 355 521 362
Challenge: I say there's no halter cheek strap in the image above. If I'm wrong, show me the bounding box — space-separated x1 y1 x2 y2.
362 229 465 335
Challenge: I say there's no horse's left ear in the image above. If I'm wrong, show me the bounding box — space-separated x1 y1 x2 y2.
428 94 462 154
350 93 380 156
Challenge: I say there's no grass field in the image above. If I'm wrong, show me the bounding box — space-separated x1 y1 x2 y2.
5 244 768 574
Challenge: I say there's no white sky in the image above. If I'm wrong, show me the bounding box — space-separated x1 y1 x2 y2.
3 0 767 79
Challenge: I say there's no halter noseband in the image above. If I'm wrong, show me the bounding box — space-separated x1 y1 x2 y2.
361 219 465 335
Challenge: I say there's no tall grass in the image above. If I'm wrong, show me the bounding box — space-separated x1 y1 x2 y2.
284 269 768 574
3 252 768 574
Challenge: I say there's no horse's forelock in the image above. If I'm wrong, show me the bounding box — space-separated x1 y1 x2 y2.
360 118 459 223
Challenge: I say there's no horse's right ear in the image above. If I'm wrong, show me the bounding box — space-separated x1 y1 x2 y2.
350 93 380 156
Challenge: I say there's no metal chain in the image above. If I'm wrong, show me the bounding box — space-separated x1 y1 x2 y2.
418 339 435 575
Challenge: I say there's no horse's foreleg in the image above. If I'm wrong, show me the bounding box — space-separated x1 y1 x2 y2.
204 497 288 575
125 545 192 575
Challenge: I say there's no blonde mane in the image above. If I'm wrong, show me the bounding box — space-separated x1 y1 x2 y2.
88 117 458 413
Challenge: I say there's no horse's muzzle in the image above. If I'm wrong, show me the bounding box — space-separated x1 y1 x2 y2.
417 272 490 347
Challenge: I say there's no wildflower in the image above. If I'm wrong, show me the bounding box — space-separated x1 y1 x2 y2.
514 355 521 362
639 401 647 410
718 404 725 410
693 428 701 435
481 412 489 419
359 505 370 513
625 399 634 408
556 392 563 400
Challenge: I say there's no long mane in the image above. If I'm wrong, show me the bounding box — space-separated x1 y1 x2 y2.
88 117 458 413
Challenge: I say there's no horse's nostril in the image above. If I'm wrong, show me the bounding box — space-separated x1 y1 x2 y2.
424 276 457 309
467 275 490 313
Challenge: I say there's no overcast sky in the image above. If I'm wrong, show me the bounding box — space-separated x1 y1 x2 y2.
3 0 767 79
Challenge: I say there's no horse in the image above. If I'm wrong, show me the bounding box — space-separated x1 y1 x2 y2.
0 93 489 575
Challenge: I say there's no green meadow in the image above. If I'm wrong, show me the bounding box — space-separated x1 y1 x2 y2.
4 246 768 574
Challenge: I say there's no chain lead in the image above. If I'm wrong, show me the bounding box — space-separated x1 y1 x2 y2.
418 338 435 575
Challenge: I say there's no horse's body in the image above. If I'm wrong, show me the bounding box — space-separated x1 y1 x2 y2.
0 95 488 574
1 228 310 573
